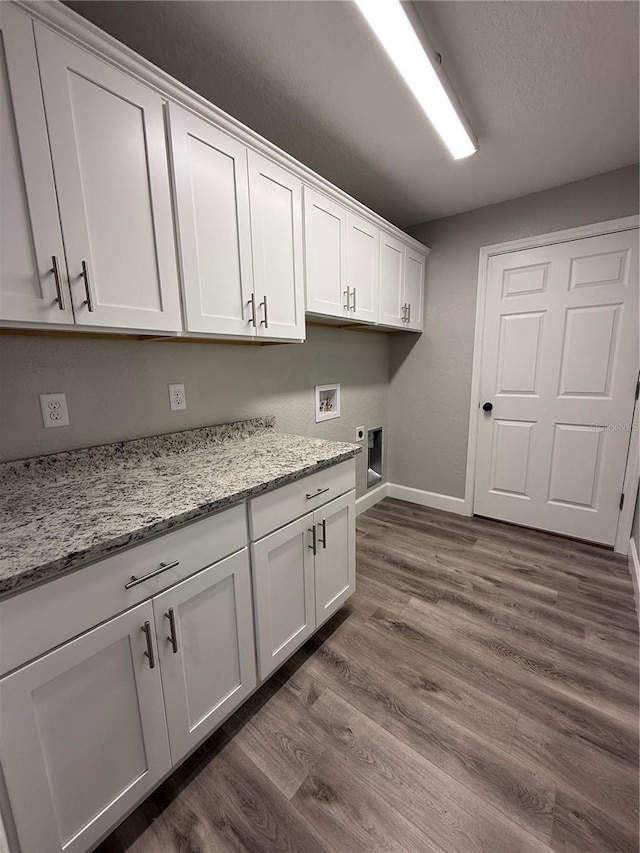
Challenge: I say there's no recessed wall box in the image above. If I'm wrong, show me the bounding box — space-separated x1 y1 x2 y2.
315 384 341 422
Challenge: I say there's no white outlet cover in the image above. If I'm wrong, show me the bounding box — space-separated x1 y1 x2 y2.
39 393 70 428
168 383 187 411
356 425 365 442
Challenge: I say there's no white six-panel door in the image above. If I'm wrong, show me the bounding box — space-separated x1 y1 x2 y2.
474 228 639 545
152 550 256 765
34 24 182 332
248 151 305 340
0 601 171 853
0 6 74 325
168 103 256 336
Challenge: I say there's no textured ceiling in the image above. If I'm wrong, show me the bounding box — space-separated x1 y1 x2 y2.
65 1 639 228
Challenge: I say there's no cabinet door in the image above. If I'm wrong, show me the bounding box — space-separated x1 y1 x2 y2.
0 602 170 853
303 187 347 318
153 549 257 764
168 104 256 337
347 213 379 324
404 246 425 332
248 151 305 340
34 25 181 332
0 6 73 325
314 490 356 626
251 514 315 680
379 230 405 328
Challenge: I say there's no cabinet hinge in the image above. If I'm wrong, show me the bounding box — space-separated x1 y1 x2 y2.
620 492 625 511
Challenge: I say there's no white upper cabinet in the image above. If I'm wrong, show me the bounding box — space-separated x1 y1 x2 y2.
403 245 425 331
0 5 73 325
304 192 380 325
1 5 426 339
304 187 348 318
248 151 305 340
379 230 405 328
168 104 255 337
347 213 379 324
379 231 426 331
34 24 182 332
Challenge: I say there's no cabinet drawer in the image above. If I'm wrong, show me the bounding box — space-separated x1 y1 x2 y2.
249 459 355 540
0 504 247 676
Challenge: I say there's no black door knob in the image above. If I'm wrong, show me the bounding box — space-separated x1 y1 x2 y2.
482 402 493 412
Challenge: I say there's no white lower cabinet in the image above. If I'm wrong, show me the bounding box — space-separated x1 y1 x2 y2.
152 549 256 764
251 513 316 680
0 468 356 853
0 601 171 853
251 487 356 681
314 491 356 626
0 535 255 853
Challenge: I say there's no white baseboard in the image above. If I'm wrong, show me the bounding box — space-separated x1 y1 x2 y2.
356 483 388 515
629 537 640 622
386 483 472 516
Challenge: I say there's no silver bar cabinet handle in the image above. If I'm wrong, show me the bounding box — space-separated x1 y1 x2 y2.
351 287 357 313
318 518 327 549
343 288 350 311
247 293 257 326
165 608 178 654
141 621 155 669
125 559 180 589
407 303 411 324
260 294 269 328
308 524 317 556
51 256 65 311
306 486 329 500
81 261 94 312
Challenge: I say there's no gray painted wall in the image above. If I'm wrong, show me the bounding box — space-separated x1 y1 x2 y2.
0 325 389 498
389 164 639 498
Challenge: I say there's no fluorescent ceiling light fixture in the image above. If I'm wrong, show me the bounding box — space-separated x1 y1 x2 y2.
353 0 478 159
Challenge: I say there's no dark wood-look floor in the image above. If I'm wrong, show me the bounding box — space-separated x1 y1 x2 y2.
98 499 640 853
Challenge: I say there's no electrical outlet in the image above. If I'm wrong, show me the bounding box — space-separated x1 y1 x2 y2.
168 383 187 411
355 425 365 442
39 393 70 428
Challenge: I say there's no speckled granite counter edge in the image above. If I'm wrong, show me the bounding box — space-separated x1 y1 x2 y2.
0 446 360 598
0 416 275 484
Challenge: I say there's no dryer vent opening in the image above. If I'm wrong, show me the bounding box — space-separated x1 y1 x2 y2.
367 427 383 489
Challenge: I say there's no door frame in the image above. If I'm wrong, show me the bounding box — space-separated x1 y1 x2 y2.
464 215 640 554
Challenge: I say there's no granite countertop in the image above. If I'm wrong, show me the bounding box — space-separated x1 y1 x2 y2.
0 417 361 597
